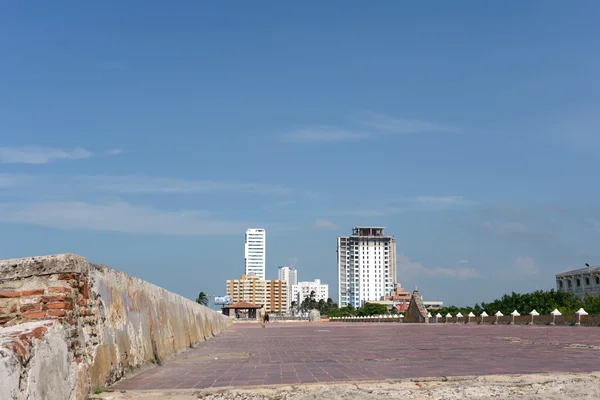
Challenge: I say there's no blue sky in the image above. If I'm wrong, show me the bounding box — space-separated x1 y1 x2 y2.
1 1 600 306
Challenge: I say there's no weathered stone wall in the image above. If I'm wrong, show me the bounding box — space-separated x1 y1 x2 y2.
0 254 232 399
0 320 87 400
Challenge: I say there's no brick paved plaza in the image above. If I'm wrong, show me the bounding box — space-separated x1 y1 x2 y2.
112 323 600 390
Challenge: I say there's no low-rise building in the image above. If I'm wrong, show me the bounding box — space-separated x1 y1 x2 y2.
556 265 600 300
291 279 328 308
369 284 443 312
226 273 287 314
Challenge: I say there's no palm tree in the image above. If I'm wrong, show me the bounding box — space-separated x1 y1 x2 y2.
196 292 208 306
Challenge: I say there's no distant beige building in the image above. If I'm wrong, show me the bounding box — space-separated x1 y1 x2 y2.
556 265 600 300
226 273 287 314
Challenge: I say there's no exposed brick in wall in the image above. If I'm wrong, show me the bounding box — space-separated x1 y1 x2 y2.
0 320 55 362
0 273 100 365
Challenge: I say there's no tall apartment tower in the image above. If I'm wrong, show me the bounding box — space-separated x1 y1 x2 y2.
337 226 397 308
278 266 298 286
278 266 298 313
244 228 266 280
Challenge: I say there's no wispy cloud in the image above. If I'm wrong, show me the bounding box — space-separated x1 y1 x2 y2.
331 209 394 217
332 195 475 217
262 200 297 211
280 127 370 143
0 146 92 164
75 176 298 195
104 148 124 156
280 113 461 143
0 173 31 189
0 146 123 164
480 205 556 240
398 254 478 280
412 195 478 209
0 174 312 197
359 112 462 135
513 256 540 276
312 219 338 231
0 201 256 236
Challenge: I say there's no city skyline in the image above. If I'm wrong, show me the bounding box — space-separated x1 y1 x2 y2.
1 2 599 306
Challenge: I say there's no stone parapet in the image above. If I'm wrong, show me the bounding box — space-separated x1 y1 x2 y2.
0 253 232 399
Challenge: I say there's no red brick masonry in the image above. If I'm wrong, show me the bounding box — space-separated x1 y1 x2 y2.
112 323 600 390
0 320 55 362
0 273 98 363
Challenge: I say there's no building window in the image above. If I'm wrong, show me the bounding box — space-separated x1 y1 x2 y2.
596 276 600 285
576 279 581 287
567 280 572 288
558 281 563 289
586 277 590 285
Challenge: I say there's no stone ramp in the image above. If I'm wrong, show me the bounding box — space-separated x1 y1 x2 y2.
112 323 600 391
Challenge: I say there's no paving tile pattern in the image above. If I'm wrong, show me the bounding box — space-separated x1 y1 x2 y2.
112 323 600 390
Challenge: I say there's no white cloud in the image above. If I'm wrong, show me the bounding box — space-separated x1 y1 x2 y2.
0 201 255 236
75 176 297 196
397 254 478 280
104 148 124 156
332 196 474 217
459 259 469 264
281 112 461 144
0 146 93 164
280 127 370 143
0 146 123 164
312 219 338 230
331 206 406 217
286 257 299 268
0 173 31 189
0 174 309 197
482 220 543 236
414 195 475 206
513 256 539 276
359 112 461 134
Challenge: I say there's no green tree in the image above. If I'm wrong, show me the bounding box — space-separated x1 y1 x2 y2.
195 292 208 306
300 290 319 312
357 302 388 316
318 298 340 316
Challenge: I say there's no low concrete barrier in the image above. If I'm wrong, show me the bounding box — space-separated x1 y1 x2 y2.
0 254 232 399
330 313 600 326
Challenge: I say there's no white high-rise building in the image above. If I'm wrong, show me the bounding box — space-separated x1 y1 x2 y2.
244 228 266 280
292 279 329 306
337 226 397 308
278 266 298 286
278 266 297 313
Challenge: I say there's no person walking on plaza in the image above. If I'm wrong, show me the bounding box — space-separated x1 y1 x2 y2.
259 305 267 328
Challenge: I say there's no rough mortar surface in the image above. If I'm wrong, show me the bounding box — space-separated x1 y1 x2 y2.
93 372 600 400
0 320 81 400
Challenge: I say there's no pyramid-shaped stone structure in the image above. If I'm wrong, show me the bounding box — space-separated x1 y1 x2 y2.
404 287 429 323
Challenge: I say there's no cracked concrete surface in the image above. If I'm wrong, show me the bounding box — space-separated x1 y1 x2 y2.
93 372 600 400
